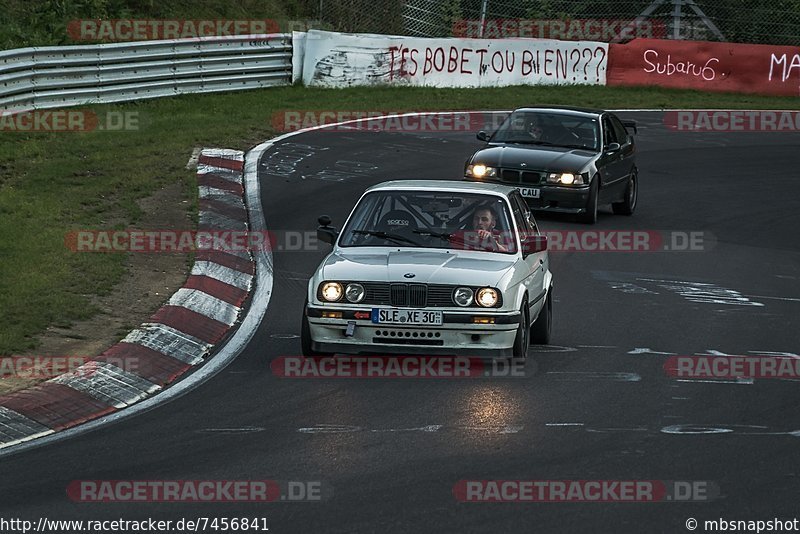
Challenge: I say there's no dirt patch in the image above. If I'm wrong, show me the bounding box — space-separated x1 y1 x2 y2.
0 181 193 395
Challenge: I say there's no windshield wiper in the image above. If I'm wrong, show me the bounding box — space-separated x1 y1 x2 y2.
352 230 420 246
412 229 453 241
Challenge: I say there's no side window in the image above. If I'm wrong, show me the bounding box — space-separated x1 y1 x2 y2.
610 116 629 145
509 194 532 238
602 117 618 147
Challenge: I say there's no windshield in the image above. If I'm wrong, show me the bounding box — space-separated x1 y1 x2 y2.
490 110 600 151
339 190 518 254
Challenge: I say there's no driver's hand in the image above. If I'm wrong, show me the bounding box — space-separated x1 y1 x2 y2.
476 229 492 240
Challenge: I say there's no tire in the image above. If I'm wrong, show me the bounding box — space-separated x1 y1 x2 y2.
578 177 599 224
512 302 530 360
612 170 638 215
530 289 552 345
301 299 324 357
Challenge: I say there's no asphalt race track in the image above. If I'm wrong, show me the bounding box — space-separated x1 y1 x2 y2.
2 112 799 533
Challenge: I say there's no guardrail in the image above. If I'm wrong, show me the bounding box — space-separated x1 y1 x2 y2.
0 34 292 112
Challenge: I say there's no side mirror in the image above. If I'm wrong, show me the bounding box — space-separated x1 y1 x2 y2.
317 214 338 245
476 131 489 142
522 234 547 256
605 142 621 153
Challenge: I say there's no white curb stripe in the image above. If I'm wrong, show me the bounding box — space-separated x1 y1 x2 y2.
192 261 253 291
201 148 244 160
52 362 160 409
168 288 240 325
123 324 210 365
198 187 246 208
198 210 247 232
0 406 54 448
197 165 244 181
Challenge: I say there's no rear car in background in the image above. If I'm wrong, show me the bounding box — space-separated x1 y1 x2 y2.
464 106 638 223
302 180 553 359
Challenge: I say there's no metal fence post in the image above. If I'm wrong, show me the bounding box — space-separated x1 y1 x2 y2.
478 0 489 38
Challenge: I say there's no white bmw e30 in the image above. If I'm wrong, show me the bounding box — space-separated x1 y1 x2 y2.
302 180 553 359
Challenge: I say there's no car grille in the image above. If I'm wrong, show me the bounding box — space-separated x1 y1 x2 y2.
388 283 427 307
500 169 544 184
363 282 454 307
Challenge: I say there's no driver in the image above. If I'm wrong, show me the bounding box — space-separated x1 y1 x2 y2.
524 114 545 141
453 205 510 252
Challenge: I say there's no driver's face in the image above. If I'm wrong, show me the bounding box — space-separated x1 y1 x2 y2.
528 117 542 137
473 209 495 231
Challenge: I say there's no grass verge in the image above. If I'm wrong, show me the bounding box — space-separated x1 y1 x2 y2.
0 83 799 355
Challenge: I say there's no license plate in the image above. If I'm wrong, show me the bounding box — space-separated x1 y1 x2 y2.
519 187 540 198
371 308 443 325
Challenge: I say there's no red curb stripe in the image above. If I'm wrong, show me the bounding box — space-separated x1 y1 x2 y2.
0 383 115 431
184 275 248 307
195 250 254 275
199 198 246 221
150 306 231 345
98 343 191 386
197 174 244 195
198 155 244 171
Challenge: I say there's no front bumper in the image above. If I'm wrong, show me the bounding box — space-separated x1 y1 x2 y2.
522 184 591 213
464 177 590 213
306 305 520 358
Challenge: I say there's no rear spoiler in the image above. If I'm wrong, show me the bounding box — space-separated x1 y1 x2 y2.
622 120 638 134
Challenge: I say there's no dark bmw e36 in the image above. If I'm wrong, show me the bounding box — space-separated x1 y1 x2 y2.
464 106 638 223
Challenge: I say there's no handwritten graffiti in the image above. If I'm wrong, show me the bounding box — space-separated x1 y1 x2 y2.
768 53 800 82
300 30 609 88
642 49 719 81
387 43 606 83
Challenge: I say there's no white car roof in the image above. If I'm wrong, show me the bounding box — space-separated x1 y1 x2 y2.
366 180 516 196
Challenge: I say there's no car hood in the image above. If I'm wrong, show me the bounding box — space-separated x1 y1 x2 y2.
322 249 516 287
470 144 596 172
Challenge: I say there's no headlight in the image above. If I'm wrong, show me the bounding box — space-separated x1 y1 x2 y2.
321 282 343 302
345 283 365 303
547 172 585 185
476 287 499 307
453 287 474 307
466 164 497 179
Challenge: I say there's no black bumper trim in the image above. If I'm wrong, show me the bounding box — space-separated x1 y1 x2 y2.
307 307 520 324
